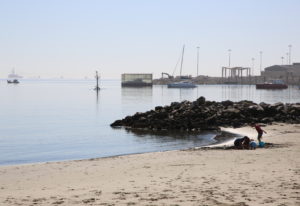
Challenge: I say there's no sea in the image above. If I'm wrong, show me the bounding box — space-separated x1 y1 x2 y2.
0 79 299 166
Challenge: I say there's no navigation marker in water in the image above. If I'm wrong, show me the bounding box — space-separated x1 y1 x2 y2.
94 71 100 91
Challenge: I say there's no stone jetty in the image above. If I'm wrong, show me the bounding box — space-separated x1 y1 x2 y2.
111 97 300 131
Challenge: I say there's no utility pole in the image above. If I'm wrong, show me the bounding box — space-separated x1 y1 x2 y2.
281 57 284 65
259 51 263 74
286 52 289 64
288 44 292 65
228 49 231 68
196 46 200 77
251 58 255 76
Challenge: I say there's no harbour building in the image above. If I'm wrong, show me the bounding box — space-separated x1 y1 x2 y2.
261 63 300 84
121 73 153 87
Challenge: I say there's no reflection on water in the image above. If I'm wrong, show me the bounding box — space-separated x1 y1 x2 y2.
96 89 100 104
154 85 200 105
221 85 254 102
121 87 153 103
124 128 242 148
121 87 153 113
150 84 300 105
114 127 220 148
0 80 299 166
126 128 216 139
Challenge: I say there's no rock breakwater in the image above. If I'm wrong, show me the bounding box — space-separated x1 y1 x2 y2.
111 97 300 131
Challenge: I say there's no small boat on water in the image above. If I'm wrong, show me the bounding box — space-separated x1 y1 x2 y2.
256 79 288 89
7 79 19 84
168 81 196 88
167 45 196 89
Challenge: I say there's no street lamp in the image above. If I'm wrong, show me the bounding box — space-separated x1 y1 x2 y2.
251 58 255 76
228 49 231 68
288 44 292 65
259 51 263 73
281 57 284 65
196 46 200 77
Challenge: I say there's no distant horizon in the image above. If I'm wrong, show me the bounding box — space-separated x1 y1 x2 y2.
2 61 299 80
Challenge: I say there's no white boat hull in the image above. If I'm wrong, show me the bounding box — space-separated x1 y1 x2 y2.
167 82 196 88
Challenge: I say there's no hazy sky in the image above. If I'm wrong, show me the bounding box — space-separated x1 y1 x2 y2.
0 0 299 79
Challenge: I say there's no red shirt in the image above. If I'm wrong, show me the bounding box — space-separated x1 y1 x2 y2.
255 125 263 133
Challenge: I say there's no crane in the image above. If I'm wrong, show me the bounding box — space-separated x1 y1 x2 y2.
161 72 174 79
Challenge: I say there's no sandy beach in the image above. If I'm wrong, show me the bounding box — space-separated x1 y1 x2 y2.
0 123 299 206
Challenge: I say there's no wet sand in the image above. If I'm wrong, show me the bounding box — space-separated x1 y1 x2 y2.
0 123 299 205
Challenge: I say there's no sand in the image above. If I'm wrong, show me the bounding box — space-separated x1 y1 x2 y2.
0 123 299 206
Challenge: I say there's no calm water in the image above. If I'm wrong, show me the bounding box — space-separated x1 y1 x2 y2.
0 79 299 166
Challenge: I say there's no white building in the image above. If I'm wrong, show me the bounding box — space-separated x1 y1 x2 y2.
261 63 300 84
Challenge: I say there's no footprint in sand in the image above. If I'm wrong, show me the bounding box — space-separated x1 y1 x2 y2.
32 197 47 203
126 202 136 205
92 190 102 196
52 200 64 205
82 198 96 204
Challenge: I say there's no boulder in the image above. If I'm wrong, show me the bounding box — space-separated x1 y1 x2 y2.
110 97 300 131
196 96 206 105
221 100 234 107
110 120 122 127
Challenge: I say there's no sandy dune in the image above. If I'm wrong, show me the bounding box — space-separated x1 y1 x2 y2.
0 123 299 206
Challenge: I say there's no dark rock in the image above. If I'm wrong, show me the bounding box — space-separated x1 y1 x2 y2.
155 106 163 111
196 96 206 105
110 98 300 131
110 120 122 127
221 100 234 107
291 104 300 110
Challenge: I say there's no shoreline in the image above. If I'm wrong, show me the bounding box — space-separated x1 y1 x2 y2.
1 123 299 205
0 130 238 168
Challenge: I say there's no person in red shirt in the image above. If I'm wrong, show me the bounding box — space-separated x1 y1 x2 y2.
252 124 267 143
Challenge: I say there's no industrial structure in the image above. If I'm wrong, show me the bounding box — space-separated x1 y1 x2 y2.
221 67 252 84
121 73 153 87
261 63 300 84
161 72 173 79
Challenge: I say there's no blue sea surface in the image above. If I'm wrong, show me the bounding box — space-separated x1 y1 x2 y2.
0 79 299 166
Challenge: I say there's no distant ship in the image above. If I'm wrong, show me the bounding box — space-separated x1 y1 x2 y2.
7 69 22 84
8 69 23 79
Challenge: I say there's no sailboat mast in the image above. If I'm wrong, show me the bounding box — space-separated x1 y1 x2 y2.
180 45 185 77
